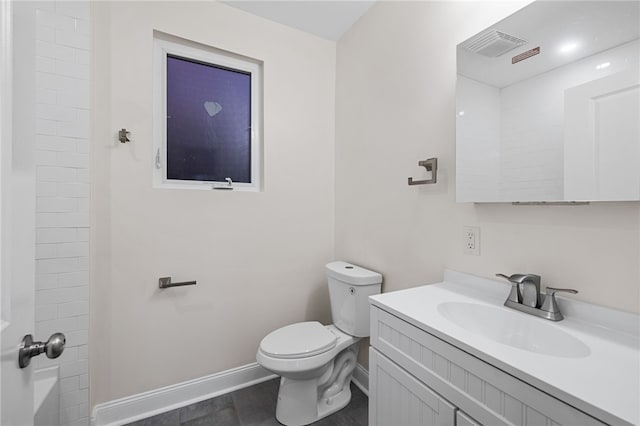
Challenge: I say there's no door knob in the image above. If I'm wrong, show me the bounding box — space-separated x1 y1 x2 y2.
18 333 66 368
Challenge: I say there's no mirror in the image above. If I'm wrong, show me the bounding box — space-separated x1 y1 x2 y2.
456 1 639 203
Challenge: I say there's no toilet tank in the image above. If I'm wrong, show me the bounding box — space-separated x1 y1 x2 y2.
326 261 382 337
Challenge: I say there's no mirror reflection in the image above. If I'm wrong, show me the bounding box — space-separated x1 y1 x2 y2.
456 1 640 202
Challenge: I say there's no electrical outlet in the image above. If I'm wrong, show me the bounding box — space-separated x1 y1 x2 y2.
463 226 480 255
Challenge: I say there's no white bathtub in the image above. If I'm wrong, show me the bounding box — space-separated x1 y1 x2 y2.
34 366 60 426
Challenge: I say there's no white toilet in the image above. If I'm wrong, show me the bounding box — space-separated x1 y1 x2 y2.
256 261 382 426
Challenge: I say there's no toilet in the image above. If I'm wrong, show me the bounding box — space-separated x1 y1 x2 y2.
256 261 382 426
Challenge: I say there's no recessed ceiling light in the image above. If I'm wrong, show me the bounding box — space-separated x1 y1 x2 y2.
560 42 577 53
458 110 465 117
596 62 611 70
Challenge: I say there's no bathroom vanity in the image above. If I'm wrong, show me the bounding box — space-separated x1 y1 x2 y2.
368 271 639 426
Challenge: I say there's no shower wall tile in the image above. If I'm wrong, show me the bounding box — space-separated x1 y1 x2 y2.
34 1 91 426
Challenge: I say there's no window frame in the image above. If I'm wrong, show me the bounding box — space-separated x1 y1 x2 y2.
153 36 262 191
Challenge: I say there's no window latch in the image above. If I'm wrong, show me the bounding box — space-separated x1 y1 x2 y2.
155 148 161 169
213 177 234 190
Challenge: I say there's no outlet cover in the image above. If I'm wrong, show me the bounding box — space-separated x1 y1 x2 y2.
463 226 480 255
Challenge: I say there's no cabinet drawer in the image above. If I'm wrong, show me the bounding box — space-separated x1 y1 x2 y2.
370 306 606 426
370 347 456 426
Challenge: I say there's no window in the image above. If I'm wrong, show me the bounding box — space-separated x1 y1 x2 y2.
153 35 262 191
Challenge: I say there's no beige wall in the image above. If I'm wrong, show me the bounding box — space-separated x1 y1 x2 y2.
91 1 336 406
335 1 640 365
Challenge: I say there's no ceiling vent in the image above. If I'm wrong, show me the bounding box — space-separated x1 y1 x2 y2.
461 29 527 57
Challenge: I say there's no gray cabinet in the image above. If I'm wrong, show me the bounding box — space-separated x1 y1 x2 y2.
369 306 607 426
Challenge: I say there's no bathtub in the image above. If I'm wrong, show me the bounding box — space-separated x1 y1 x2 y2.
34 366 59 426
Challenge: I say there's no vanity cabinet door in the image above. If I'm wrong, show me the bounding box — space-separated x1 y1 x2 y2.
369 347 456 426
457 411 481 426
370 306 606 426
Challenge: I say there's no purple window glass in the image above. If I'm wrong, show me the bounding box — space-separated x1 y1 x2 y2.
166 54 252 183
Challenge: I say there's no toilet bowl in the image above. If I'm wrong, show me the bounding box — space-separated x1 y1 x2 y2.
256 261 382 426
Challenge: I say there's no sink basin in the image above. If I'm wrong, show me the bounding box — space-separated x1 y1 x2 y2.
437 302 591 358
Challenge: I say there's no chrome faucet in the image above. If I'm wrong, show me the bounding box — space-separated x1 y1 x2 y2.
496 273 578 321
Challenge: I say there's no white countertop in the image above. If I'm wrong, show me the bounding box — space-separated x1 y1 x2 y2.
369 270 640 426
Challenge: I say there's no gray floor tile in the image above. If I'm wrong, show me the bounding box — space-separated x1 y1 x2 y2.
232 378 280 426
179 394 239 425
129 378 367 426
125 410 179 426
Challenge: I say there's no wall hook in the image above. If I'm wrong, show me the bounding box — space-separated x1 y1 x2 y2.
118 128 131 143
408 158 438 185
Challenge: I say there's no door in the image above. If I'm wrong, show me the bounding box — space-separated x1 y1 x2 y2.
1 1 36 424
564 67 640 201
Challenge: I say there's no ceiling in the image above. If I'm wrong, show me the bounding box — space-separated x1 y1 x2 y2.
222 1 376 41
458 1 640 88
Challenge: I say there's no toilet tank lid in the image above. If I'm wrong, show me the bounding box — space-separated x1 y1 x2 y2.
326 261 382 286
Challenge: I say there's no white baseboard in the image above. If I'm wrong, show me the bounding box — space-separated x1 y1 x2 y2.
91 363 276 426
91 362 369 426
351 363 369 396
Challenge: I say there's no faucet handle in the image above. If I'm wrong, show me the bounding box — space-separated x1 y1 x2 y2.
496 273 522 303
540 287 578 320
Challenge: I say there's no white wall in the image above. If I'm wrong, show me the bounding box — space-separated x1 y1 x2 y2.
34 2 90 425
335 1 640 366
91 1 336 407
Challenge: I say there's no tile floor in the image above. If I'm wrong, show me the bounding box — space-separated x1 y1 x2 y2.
125 378 368 426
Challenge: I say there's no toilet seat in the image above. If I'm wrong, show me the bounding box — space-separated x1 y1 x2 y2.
259 321 337 359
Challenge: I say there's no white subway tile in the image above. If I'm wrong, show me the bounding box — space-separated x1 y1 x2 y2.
56 1 90 20
37 166 76 182
75 169 89 183
77 257 89 271
77 198 89 212
63 329 88 347
58 301 88 318
63 416 90 426
35 304 58 322
37 135 77 152
36 257 79 274
60 404 81 425
36 244 58 259
37 88 57 105
37 182 58 197
56 60 89 80
36 273 59 290
75 228 89 242
55 29 89 51
37 103 76 122
75 49 89 65
36 56 56 73
58 271 89 287
78 373 88 390
37 212 89 228
35 150 58 166
36 41 75 62
74 19 90 36
58 119 89 139
36 8 75 30
36 286 88 306
76 140 88 154
56 242 89 258
37 119 58 136
37 227 78 243
56 152 88 168
60 389 88 409
57 183 89 198
76 345 88 360
37 197 76 213
58 84 89 109
59 376 79 394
